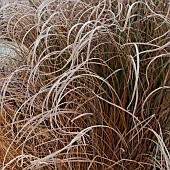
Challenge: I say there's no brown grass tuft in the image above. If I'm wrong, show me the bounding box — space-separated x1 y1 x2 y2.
0 0 170 169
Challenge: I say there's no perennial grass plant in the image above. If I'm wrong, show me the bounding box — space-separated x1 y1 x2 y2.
0 0 170 169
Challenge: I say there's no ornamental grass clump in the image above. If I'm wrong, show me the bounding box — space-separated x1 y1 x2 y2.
0 0 169 169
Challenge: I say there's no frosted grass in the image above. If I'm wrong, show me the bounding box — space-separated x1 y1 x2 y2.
0 42 16 64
